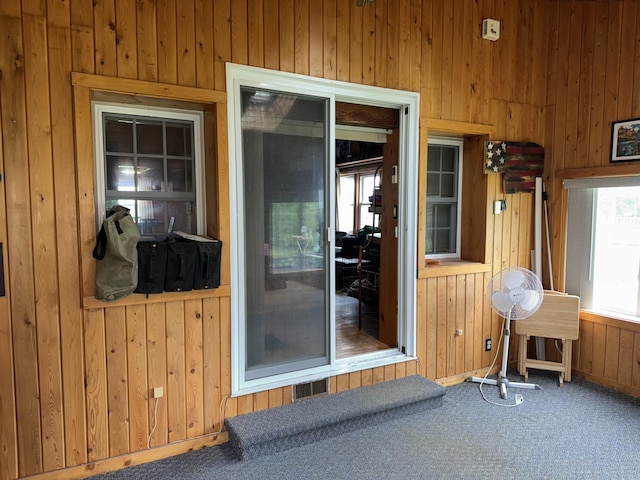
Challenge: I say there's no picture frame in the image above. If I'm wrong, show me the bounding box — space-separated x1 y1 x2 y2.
611 118 640 163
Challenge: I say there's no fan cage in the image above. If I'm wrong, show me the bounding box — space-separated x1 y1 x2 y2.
487 267 543 320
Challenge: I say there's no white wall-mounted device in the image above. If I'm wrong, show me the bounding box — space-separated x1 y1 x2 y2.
482 18 500 41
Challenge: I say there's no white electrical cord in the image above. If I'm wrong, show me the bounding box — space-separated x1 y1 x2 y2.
146 393 229 450
478 317 523 408
147 396 160 449
415 356 424 377
554 339 563 355
212 395 231 435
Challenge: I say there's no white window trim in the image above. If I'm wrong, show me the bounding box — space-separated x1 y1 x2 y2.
425 136 463 260
92 101 206 235
226 63 420 396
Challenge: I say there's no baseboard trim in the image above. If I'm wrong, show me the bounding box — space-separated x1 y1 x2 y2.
435 365 501 387
22 432 228 480
572 370 640 399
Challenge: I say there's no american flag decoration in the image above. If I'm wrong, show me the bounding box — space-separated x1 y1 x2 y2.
484 141 544 193
484 141 508 173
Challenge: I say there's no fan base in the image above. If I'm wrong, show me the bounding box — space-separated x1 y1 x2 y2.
468 375 541 399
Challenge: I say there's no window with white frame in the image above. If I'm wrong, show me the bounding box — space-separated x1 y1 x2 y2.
336 174 355 233
426 137 463 258
92 103 205 239
359 172 379 230
336 170 380 234
565 177 640 319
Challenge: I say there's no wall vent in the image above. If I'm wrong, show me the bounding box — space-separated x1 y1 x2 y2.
293 378 329 402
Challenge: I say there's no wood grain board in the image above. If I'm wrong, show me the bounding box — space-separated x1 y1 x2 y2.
1 1 639 479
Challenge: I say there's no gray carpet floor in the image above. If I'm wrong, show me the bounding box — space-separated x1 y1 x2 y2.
92 371 640 479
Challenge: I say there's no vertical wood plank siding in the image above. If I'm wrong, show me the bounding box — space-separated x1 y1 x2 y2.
545 0 640 400
0 1 638 478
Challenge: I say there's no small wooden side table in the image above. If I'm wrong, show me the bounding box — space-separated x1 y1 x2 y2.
514 291 580 387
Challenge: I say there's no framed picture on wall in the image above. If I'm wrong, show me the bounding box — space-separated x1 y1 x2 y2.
611 118 640 163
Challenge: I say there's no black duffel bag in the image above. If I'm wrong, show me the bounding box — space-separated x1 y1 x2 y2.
135 240 168 297
164 239 197 292
193 240 222 290
172 232 222 290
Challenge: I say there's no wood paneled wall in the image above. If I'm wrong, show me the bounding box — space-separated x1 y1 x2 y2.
544 0 640 397
0 1 556 479
572 312 640 398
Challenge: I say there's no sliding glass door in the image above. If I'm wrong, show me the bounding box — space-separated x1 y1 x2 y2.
240 86 331 381
228 63 420 395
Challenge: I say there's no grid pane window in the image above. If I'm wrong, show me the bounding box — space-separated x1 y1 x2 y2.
135 121 163 154
426 141 461 257
100 111 198 238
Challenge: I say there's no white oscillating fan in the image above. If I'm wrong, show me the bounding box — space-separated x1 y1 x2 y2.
469 267 544 401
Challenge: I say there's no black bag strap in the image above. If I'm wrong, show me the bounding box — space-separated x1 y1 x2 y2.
177 252 185 281
93 207 127 261
172 246 185 290
146 249 156 283
203 252 211 280
92 226 107 260
143 245 156 298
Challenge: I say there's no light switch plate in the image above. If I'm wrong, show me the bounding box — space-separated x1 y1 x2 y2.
482 19 500 41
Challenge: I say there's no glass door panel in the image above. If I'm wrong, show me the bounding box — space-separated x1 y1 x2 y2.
241 87 330 381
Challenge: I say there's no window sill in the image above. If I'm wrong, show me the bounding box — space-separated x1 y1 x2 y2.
83 284 231 309
580 309 640 329
418 260 491 278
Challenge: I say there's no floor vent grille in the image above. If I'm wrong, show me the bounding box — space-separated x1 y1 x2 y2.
293 378 329 402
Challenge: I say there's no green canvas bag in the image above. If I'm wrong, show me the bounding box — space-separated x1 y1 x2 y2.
92 205 140 301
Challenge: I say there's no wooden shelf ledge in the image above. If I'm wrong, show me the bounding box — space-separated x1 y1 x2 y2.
83 284 231 309
418 261 491 279
422 118 496 137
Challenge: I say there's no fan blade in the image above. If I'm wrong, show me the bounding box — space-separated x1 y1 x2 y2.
518 289 540 311
492 291 514 314
503 270 525 290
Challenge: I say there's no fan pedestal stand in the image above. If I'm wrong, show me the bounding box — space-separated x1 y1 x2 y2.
468 312 541 399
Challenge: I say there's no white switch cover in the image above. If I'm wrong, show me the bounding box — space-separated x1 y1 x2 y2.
482 19 500 41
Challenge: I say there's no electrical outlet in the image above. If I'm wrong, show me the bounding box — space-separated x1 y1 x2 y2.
485 338 492 351
153 386 163 399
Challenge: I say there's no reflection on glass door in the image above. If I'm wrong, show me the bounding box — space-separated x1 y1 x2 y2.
240 87 329 380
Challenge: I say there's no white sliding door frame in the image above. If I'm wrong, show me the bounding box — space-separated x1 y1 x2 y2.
227 63 419 396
